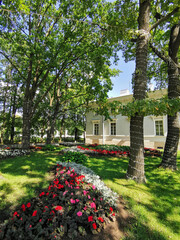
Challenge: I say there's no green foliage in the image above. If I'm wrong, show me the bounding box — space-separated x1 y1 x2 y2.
59 151 88 164
84 153 180 240
109 96 180 117
42 144 61 151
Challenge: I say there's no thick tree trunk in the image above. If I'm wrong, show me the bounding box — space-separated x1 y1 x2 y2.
126 0 150 183
161 114 179 170
160 25 180 170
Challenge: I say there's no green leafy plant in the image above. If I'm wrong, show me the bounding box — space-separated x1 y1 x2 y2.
42 145 62 151
59 152 88 164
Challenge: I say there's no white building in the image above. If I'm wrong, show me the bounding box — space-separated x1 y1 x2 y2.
85 89 180 150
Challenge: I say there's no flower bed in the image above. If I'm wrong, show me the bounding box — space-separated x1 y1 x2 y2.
76 145 162 157
77 146 130 157
0 148 30 160
30 145 42 151
0 163 118 240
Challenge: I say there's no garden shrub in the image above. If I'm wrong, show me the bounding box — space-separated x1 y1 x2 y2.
42 145 61 151
60 151 88 164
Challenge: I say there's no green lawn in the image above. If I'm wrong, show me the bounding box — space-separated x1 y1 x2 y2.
0 151 62 217
0 150 180 240
84 153 180 240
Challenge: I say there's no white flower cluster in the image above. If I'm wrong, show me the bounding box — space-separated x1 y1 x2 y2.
56 161 118 206
0 149 30 159
61 146 98 155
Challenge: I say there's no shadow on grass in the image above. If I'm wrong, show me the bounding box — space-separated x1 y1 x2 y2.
85 154 180 240
85 155 129 180
0 151 61 221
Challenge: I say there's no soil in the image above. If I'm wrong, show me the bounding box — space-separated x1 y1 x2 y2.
69 197 133 240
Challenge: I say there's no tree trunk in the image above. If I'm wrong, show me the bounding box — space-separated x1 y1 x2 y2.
126 0 150 183
46 111 52 145
59 115 65 143
74 127 78 142
46 122 55 144
46 100 59 144
160 24 180 170
22 99 32 149
10 86 17 143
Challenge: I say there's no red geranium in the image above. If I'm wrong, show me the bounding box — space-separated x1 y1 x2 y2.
92 223 97 230
13 211 19 217
32 210 37 216
110 207 113 212
98 217 104 223
55 206 63 211
21 204 26 212
88 216 93 222
27 202 31 208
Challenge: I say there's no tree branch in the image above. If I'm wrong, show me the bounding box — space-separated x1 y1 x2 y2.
149 41 180 69
150 7 180 31
0 51 26 80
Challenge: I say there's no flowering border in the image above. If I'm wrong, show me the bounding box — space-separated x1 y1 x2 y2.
0 163 118 240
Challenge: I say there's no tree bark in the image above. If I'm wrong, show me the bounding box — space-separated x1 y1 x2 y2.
46 100 59 144
126 0 150 183
74 127 79 142
22 99 32 149
160 24 180 170
10 85 18 143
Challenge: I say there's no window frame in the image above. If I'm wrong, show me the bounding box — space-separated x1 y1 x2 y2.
93 123 99 135
155 120 164 136
109 119 117 136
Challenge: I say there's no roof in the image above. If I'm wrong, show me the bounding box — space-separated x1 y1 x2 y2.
107 89 167 103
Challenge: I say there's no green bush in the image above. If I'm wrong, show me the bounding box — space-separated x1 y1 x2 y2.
62 137 75 142
60 151 88 164
42 144 61 151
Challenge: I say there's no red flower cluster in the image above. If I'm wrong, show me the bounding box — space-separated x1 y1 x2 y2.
78 145 162 157
8 164 117 239
77 146 130 156
29 145 42 151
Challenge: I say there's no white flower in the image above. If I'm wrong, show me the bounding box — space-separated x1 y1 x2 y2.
56 161 118 206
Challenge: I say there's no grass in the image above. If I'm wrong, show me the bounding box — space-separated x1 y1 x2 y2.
0 150 64 217
84 153 180 240
0 150 180 240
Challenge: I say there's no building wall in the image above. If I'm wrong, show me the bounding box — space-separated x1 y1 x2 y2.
86 111 180 150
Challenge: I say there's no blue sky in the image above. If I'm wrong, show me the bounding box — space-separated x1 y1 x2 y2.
108 51 135 98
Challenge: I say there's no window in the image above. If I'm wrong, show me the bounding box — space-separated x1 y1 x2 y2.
110 122 116 135
155 120 163 136
94 123 99 135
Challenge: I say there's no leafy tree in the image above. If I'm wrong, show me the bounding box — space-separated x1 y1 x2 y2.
113 0 179 182
0 0 119 148
0 60 22 144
